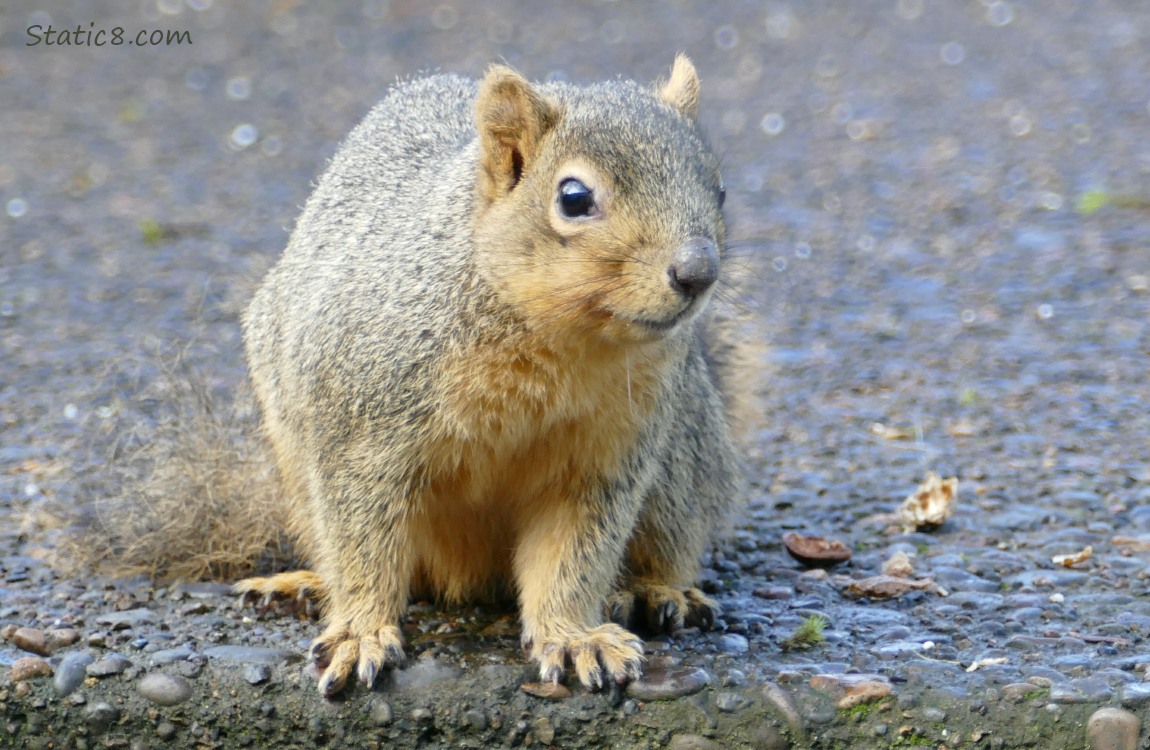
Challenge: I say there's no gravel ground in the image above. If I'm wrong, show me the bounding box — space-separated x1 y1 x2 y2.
4 1 1150 748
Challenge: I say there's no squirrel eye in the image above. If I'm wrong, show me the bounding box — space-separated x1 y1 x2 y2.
558 178 596 218
718 186 726 208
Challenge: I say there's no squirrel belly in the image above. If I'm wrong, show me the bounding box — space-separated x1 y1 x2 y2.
238 55 743 697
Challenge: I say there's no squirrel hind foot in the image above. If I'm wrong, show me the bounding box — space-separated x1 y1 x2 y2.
234 570 325 619
606 584 721 634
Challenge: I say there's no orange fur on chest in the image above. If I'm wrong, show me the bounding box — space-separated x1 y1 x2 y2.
407 333 669 601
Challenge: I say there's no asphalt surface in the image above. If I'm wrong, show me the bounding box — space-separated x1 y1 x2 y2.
4 1 1150 748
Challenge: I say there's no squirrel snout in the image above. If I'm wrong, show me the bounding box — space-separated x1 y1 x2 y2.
668 237 720 298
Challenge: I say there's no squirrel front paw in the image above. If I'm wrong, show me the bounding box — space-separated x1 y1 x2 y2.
525 623 644 690
310 621 405 698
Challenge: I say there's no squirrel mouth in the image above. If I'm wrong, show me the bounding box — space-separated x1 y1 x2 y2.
629 302 696 333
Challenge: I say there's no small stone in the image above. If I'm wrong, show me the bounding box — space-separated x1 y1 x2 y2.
368 698 394 726
95 608 156 630
149 645 197 665
87 653 133 677
761 682 805 738
626 666 710 701
202 645 301 665
11 656 52 682
54 652 94 696
533 717 555 744
717 633 749 654
44 628 81 653
715 691 744 712
922 707 947 722
462 708 486 730
1087 707 1141 750
520 682 572 700
668 735 724 750
243 663 272 685
84 702 120 732
1001 683 1039 702
411 707 433 723
11 627 49 656
810 673 892 709
1119 683 1150 708
156 722 177 741
137 673 193 706
1065 678 1113 703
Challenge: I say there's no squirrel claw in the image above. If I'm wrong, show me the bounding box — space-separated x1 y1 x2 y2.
530 623 644 691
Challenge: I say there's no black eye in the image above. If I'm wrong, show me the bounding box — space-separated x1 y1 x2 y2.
718 186 726 208
558 178 595 218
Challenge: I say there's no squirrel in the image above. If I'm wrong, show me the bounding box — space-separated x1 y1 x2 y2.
234 55 746 698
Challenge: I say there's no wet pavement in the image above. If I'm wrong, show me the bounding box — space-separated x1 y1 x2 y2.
4 1 1150 748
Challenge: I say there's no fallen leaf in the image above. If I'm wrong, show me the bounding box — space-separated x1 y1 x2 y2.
843 575 948 599
1052 545 1092 567
1112 536 1150 552
965 657 1008 673
872 422 913 440
900 472 958 531
881 551 915 578
782 532 852 567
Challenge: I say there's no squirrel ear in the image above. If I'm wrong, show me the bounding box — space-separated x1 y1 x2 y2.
475 65 558 201
658 54 701 121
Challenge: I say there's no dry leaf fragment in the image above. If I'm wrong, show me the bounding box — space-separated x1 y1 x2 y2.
900 472 958 530
1051 545 1093 567
843 575 948 599
872 422 913 440
1112 536 1150 552
881 551 915 578
782 532 852 567
965 657 1008 673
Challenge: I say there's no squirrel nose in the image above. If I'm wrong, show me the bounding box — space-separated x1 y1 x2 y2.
668 237 719 298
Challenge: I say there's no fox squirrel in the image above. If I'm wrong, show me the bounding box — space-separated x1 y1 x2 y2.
235 55 745 698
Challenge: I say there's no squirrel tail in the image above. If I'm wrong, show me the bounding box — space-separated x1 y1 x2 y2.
55 359 293 582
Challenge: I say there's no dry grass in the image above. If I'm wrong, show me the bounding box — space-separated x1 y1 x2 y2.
55 360 293 583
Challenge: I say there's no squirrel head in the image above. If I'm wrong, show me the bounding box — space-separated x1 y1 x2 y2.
473 55 726 347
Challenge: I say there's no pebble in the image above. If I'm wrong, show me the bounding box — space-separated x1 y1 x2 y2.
626 666 710 701
809 674 892 709
520 682 572 700
95 608 156 629
1049 678 1113 704
715 691 744 712
10 627 49 656
946 592 1005 610
54 651 94 696
11 656 52 681
87 653 133 677
84 702 120 731
533 717 555 744
243 663 272 684
761 682 805 738
1118 683 1150 708
150 644 197 665
668 735 724 750
462 708 487 730
368 698 394 726
1087 707 1141 750
717 633 749 654
137 672 194 706
203 645 301 665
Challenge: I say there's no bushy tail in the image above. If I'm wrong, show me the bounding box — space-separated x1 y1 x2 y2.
56 362 293 582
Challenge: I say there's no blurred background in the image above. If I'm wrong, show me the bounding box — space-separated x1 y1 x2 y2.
3 0 1150 561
